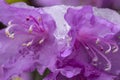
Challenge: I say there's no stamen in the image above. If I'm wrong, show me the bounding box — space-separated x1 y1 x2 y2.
5 28 15 39
22 40 33 47
89 46 99 66
112 43 119 53
104 63 111 71
92 45 112 71
29 16 39 25
8 33 15 39
92 57 98 66
5 21 16 39
8 20 12 25
81 42 89 50
28 25 33 33
92 57 98 62
96 38 100 44
39 39 44 44
82 42 98 62
105 43 112 54
27 16 44 32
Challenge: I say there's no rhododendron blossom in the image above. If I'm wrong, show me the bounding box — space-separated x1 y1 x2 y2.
0 0 56 80
1 0 120 80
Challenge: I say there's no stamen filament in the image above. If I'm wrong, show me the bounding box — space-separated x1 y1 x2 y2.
91 45 112 71
29 16 39 25
82 42 98 62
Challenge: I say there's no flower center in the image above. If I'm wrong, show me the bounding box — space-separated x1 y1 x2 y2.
5 15 46 39
5 16 45 47
26 15 46 33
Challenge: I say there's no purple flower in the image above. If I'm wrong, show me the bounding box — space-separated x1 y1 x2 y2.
63 6 120 79
43 6 120 80
0 1 56 80
1 1 120 80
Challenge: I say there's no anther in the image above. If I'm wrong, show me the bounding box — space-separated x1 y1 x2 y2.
105 43 111 54
92 57 98 62
92 45 112 72
112 44 119 53
39 39 44 44
8 20 12 25
5 21 16 39
28 25 33 33
22 40 33 47
104 63 111 71
8 33 15 39
96 38 100 44
92 57 98 66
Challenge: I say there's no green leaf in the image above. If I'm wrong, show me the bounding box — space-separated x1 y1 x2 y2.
6 0 28 4
32 69 51 80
